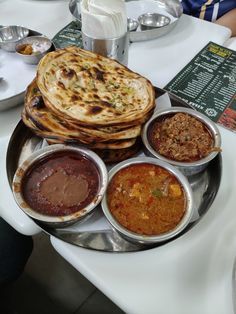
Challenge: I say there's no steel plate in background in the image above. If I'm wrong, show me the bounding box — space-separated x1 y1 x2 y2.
69 0 183 42
6 88 222 252
0 29 52 112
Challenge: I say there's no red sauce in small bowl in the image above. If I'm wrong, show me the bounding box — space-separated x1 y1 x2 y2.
22 151 100 216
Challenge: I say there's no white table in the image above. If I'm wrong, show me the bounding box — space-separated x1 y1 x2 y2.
1 1 236 313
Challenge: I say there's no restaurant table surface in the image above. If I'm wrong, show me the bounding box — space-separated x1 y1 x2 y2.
1 1 236 313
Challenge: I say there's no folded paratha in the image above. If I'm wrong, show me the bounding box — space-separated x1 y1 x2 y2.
24 79 142 143
22 46 156 162
36 46 155 127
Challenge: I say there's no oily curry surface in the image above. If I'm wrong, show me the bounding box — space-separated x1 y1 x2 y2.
107 163 186 236
148 113 214 162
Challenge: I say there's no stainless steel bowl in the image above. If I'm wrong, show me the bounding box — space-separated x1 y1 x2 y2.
12 144 108 227
138 13 171 30
127 18 139 32
142 107 222 176
0 25 29 52
102 156 194 245
15 35 52 64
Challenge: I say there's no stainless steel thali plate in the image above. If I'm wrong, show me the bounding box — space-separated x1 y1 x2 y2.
69 0 183 42
6 88 222 252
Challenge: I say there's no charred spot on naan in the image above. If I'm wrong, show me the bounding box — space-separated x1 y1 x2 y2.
31 96 45 109
88 106 103 115
70 94 82 102
61 68 77 80
57 81 66 89
101 100 112 108
94 68 104 81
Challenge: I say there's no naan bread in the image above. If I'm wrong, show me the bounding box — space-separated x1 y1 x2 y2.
37 46 155 126
24 80 142 143
22 46 156 163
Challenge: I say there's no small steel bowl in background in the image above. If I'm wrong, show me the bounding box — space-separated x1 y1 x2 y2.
142 107 222 176
15 35 52 64
138 13 171 30
0 25 29 52
127 18 139 32
12 144 108 227
102 157 194 245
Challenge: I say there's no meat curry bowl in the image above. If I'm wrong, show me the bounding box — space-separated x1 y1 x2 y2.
12 144 108 227
101 157 194 245
141 107 221 176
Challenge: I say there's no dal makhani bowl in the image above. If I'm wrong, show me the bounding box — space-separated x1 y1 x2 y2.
142 107 221 176
12 144 108 227
102 157 194 245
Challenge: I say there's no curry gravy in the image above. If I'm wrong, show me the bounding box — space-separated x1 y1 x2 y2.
107 163 186 236
22 151 100 216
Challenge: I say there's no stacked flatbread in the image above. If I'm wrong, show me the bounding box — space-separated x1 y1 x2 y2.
22 46 155 162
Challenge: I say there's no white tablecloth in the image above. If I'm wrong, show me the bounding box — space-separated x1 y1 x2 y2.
1 1 236 313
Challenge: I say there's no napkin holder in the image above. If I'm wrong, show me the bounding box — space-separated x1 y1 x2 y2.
82 31 129 66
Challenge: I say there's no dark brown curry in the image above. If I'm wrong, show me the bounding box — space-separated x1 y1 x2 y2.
22 151 100 216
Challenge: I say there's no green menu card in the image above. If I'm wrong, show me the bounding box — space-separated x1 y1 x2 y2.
165 42 236 132
52 21 83 49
